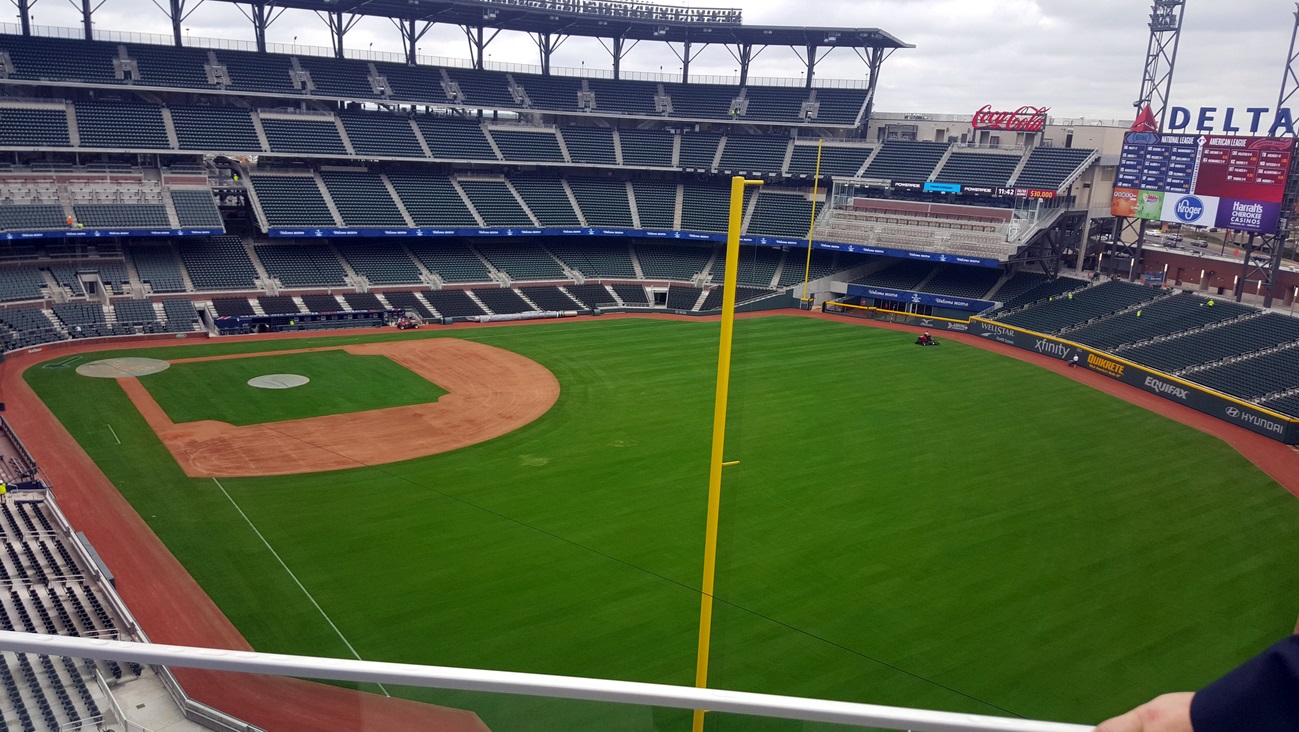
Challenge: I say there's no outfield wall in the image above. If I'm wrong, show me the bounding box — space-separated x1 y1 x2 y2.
824 302 1299 444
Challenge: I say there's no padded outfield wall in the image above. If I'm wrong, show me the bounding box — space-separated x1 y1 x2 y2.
826 303 1299 444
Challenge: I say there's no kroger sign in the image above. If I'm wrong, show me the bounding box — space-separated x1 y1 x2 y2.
1167 106 1296 135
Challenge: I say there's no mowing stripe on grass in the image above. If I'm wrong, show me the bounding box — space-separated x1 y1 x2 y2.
211 477 390 698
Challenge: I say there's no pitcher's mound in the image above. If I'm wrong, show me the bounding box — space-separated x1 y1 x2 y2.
77 357 170 378
248 374 310 390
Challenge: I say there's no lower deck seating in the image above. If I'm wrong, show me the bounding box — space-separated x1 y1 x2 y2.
161 298 200 331
611 283 649 305
698 286 776 311
473 288 533 315
996 281 1163 334
300 294 344 313
343 293 384 311
209 297 254 318
422 290 485 318
383 291 436 319
518 286 579 312
257 295 301 315
566 284 619 308
665 285 702 310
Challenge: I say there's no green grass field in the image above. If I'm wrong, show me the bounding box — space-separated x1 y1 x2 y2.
25 316 1299 731
140 350 447 425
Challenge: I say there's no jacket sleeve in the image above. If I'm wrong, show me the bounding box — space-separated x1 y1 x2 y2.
1191 636 1299 732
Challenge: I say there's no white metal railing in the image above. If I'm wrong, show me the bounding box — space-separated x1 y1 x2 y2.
0 631 1091 732
0 22 867 88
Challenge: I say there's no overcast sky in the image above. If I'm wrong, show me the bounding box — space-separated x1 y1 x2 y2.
9 0 1297 121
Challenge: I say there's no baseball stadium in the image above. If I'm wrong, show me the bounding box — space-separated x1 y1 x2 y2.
0 0 1295 730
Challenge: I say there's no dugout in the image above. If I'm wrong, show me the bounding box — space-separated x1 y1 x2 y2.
214 309 396 335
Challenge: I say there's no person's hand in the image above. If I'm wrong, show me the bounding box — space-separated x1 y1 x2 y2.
1094 692 1194 732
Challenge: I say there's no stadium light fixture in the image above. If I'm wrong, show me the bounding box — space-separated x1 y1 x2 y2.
483 10 497 20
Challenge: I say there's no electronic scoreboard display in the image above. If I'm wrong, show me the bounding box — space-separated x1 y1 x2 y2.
1111 132 1294 233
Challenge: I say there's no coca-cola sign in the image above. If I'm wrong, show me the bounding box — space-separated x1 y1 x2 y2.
971 105 1049 132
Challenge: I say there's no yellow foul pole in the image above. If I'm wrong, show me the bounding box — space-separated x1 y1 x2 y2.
692 175 763 732
801 138 824 304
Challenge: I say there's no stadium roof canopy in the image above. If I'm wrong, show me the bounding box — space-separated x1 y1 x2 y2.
182 0 911 86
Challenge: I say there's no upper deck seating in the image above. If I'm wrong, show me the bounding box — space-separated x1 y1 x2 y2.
386 172 479 228
0 267 46 302
296 55 380 100
1013 147 1095 190
560 127 617 165
249 175 336 228
339 113 425 158
617 129 675 167
259 117 348 156
787 144 870 179
934 152 1020 188
414 117 499 161
746 192 811 239
74 103 170 149
678 133 723 171
490 129 566 163
457 180 533 227
566 177 634 228
629 180 677 229
509 176 582 227
170 190 223 229
863 141 949 182
718 135 789 176
170 106 262 151
0 109 70 148
318 172 406 228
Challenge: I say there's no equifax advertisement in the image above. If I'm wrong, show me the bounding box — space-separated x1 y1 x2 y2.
1111 132 1294 233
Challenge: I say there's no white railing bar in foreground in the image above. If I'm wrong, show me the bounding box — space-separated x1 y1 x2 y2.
0 632 1091 732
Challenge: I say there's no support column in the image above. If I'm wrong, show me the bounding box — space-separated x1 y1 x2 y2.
16 0 32 36
237 1 282 53
80 0 95 40
532 32 566 76
612 36 623 79
397 19 435 65
805 44 817 88
681 40 692 82
168 0 183 46
735 43 752 86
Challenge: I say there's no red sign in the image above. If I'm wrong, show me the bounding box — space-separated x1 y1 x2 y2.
972 105 1050 132
1015 188 1058 199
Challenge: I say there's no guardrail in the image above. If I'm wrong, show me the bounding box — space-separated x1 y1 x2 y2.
0 632 1091 732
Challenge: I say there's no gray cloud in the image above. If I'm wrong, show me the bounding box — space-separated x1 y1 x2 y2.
14 0 1299 122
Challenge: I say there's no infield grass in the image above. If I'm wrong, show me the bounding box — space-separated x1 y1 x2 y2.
139 350 447 425
26 316 1299 731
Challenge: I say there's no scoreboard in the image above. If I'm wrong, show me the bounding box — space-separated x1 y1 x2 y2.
1112 132 1294 233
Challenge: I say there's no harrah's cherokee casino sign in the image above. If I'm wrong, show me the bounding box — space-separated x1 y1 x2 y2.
971 105 1049 132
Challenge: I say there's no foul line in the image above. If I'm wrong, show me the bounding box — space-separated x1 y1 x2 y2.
105 424 120 445
211 478 390 697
